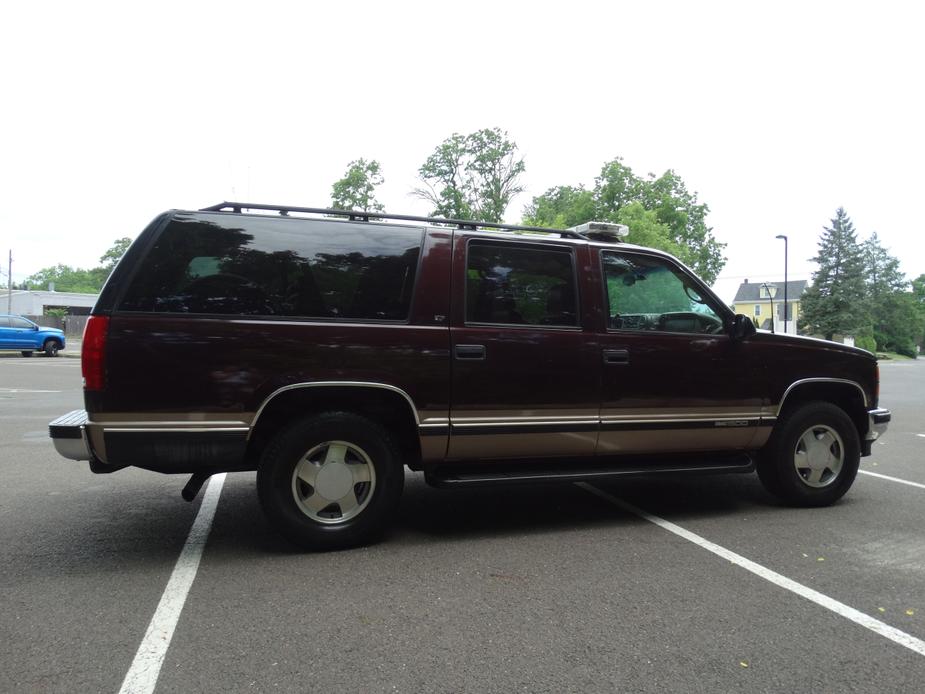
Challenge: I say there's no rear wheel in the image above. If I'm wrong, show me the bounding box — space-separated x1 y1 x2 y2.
43 340 60 357
257 412 404 550
757 401 860 506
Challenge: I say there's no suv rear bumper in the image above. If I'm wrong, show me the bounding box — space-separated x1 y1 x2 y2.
49 409 91 461
49 409 249 473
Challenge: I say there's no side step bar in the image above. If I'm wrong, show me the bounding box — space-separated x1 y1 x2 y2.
425 453 754 488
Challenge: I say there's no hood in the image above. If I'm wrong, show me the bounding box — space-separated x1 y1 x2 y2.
38 326 64 334
754 330 874 358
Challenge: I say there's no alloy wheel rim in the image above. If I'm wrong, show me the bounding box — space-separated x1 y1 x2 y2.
793 424 844 488
291 440 376 524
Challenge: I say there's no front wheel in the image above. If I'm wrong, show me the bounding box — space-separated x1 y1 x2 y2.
757 401 860 507
43 340 60 357
257 412 404 550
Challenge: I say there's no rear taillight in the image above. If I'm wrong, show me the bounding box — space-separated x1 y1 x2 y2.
82 316 109 391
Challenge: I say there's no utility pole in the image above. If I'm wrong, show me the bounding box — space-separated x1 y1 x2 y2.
6 250 11 315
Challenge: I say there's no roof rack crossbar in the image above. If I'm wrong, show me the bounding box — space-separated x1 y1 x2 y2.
199 201 586 239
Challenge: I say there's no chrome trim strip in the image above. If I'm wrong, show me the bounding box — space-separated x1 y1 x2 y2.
600 419 762 432
452 414 599 423
452 419 599 428
250 381 423 439
102 427 250 434
92 420 250 427
778 378 868 414
599 416 764 424
448 416 765 430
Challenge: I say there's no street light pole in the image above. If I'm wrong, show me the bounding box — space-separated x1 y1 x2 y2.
775 235 788 334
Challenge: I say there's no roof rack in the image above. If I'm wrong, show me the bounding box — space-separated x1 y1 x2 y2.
200 201 587 240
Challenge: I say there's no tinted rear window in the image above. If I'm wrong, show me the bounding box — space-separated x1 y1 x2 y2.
118 214 423 321
466 242 578 327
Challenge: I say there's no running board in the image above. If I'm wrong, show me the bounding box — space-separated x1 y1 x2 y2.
425 453 755 488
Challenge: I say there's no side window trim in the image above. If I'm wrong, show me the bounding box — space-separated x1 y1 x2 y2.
599 249 728 336
463 238 581 330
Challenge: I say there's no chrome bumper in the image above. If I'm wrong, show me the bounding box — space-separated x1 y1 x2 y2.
49 409 91 461
866 407 891 441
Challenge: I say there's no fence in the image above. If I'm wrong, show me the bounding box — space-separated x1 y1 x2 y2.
23 315 89 337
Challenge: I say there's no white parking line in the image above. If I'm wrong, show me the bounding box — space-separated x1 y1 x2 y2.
859 469 925 490
577 482 925 658
118 473 226 694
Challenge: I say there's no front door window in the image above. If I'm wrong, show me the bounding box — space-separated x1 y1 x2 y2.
601 252 724 334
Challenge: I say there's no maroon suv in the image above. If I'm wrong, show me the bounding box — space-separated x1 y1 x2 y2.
50 203 891 549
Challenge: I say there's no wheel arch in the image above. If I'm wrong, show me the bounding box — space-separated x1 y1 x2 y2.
776 379 868 442
246 383 422 470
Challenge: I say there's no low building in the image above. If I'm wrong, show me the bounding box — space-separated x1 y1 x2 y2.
732 279 807 334
3 290 99 317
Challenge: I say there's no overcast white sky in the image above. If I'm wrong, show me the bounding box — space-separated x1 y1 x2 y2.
2 0 923 303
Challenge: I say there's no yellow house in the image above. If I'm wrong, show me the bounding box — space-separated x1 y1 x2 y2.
732 279 808 334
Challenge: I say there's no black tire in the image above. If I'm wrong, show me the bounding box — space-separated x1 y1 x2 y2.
21 351 33 357
757 401 860 507
257 411 404 551
43 340 60 357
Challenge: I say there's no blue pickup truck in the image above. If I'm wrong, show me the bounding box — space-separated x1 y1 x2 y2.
0 315 66 357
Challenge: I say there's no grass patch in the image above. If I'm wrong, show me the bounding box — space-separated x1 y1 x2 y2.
876 351 916 361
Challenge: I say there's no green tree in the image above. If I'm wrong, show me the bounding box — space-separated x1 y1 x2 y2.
912 273 925 351
634 170 724 283
25 237 135 293
24 264 103 293
414 128 525 222
100 237 133 271
613 202 683 258
872 292 920 356
799 208 868 340
523 185 596 230
330 158 385 212
523 157 725 282
912 273 925 304
862 232 911 353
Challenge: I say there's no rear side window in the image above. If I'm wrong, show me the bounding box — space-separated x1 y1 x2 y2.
466 242 578 327
118 214 423 321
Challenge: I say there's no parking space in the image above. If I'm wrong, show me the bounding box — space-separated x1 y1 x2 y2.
1 358 923 692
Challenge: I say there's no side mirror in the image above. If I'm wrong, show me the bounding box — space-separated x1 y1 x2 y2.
730 314 756 341
33 325 39 331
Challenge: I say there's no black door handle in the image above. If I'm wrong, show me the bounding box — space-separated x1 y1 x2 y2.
603 349 629 365
455 344 486 360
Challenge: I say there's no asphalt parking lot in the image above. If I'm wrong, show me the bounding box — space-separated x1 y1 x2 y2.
1 354 923 693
